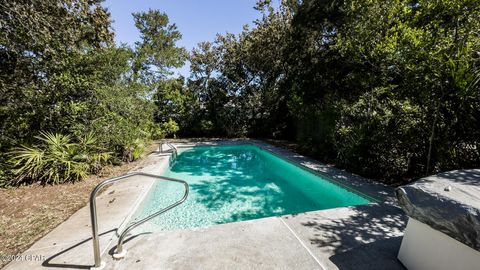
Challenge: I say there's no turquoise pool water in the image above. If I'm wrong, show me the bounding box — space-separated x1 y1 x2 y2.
131 144 371 232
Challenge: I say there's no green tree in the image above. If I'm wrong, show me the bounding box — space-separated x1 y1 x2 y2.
286 0 480 180
0 0 113 150
0 3 189 185
132 9 189 136
0 0 115 184
132 9 187 81
184 0 480 183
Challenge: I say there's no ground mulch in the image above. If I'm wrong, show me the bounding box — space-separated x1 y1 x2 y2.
0 142 158 268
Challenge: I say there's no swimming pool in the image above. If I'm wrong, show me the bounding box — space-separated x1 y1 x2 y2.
131 144 372 232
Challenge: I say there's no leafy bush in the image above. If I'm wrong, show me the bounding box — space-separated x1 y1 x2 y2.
9 132 111 185
161 119 180 137
333 88 425 181
121 138 146 162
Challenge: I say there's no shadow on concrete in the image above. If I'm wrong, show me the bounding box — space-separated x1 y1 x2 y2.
291 203 407 270
329 235 406 270
431 169 480 185
42 229 116 269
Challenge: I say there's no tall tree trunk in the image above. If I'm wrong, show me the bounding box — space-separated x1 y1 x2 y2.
426 91 444 174
426 104 439 174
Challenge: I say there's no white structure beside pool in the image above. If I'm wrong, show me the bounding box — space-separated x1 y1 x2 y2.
398 218 480 270
396 169 480 270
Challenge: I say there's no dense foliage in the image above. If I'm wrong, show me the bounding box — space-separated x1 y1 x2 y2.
1 0 479 185
178 0 480 183
288 0 480 181
0 1 185 185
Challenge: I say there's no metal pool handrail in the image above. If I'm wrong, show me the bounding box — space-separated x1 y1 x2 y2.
161 141 177 153
159 141 178 161
161 141 178 163
89 172 189 270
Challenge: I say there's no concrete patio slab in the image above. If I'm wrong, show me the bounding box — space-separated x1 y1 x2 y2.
281 204 406 270
96 203 406 270
103 217 323 270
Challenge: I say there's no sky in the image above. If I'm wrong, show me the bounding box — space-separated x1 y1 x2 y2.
102 0 262 77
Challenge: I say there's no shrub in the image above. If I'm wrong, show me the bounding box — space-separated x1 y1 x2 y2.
9 132 111 185
161 118 180 138
333 88 425 181
121 138 146 162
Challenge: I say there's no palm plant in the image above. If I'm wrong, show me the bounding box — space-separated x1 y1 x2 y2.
9 132 111 184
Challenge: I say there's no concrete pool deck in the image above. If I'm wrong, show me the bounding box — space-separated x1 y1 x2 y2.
3 140 407 270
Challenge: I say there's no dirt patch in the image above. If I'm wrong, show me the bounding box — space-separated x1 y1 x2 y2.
0 142 159 268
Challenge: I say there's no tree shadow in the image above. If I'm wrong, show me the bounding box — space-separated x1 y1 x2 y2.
169 145 263 177
143 144 381 229
428 169 480 185
291 203 407 269
189 176 311 223
329 235 406 270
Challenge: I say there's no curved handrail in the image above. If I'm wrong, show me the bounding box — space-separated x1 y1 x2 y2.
161 142 178 165
165 142 178 158
89 172 189 270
